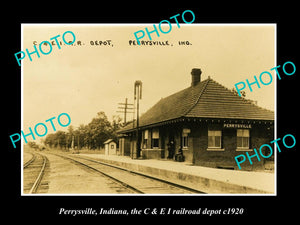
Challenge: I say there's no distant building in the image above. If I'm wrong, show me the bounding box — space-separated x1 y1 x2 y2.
104 139 117 155
118 68 274 170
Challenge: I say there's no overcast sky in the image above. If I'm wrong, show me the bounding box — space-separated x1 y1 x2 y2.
22 24 275 136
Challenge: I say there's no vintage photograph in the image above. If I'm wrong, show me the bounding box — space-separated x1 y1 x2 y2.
21 24 276 195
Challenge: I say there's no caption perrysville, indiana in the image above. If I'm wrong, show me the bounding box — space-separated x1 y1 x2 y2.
58 207 244 216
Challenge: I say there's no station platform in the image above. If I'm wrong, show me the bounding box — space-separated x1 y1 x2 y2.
77 153 275 194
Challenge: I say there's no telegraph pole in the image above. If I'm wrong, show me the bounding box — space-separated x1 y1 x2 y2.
134 80 142 159
117 98 134 123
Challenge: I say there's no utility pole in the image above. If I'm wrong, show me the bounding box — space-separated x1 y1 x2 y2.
117 98 134 123
134 80 142 159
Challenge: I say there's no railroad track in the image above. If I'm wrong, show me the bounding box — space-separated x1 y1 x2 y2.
23 152 48 194
23 152 36 169
52 153 205 194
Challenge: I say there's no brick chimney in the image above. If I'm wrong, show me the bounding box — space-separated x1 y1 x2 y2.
191 68 202 86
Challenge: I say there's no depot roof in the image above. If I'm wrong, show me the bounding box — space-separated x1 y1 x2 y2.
118 77 274 133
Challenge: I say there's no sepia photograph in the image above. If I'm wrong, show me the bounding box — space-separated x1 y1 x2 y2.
21 24 276 195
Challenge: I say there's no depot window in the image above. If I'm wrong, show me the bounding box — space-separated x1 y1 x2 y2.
208 130 222 148
151 128 159 148
143 130 149 149
182 134 189 148
182 129 190 148
237 129 250 149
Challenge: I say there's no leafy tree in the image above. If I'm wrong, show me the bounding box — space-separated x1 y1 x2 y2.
55 131 67 149
27 141 39 149
110 115 123 143
44 133 56 148
44 131 67 149
43 111 124 151
87 111 112 149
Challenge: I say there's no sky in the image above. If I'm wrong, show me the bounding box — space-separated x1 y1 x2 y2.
22 24 275 137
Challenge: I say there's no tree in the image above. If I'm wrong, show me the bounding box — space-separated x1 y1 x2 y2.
44 131 67 149
88 111 112 149
44 133 56 148
27 141 39 149
110 115 123 143
67 125 74 136
43 111 124 151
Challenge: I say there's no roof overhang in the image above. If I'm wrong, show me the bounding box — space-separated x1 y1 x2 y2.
117 116 274 134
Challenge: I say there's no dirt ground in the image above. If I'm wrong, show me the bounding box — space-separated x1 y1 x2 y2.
23 149 133 194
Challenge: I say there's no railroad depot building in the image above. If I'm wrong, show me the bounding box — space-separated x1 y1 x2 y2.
118 68 274 170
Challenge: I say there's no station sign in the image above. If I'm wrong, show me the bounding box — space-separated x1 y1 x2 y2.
223 123 252 129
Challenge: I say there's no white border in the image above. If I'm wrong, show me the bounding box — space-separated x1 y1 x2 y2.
274 22 277 196
21 23 277 196
21 24 24 195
